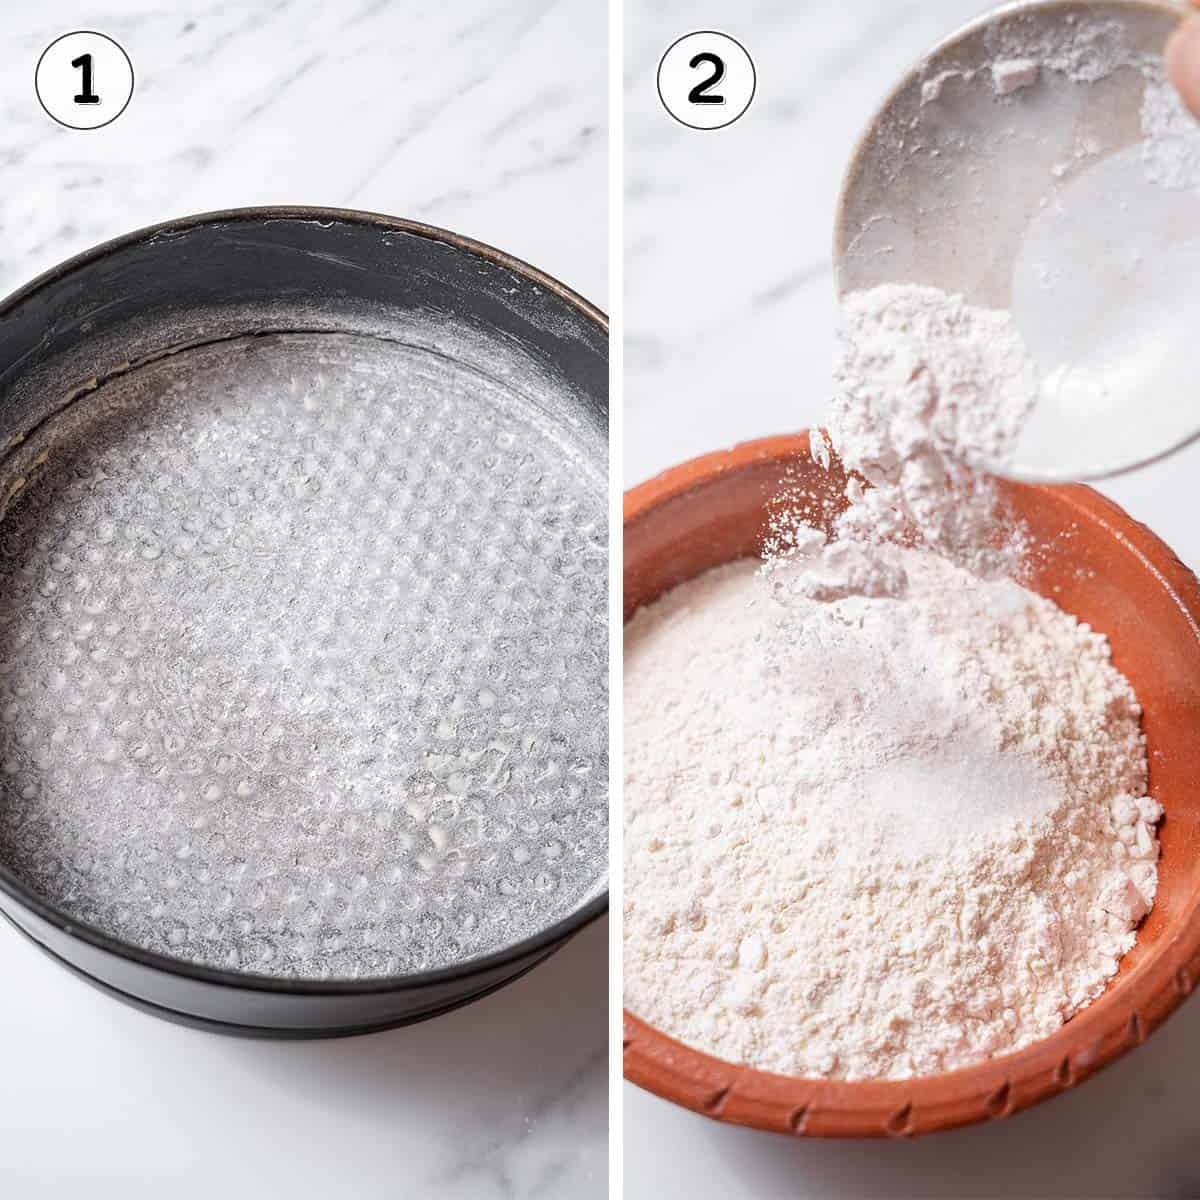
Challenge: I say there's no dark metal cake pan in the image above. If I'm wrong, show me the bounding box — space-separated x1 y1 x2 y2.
0 207 608 1037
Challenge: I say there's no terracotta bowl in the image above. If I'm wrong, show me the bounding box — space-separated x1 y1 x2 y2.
623 433 1200 1138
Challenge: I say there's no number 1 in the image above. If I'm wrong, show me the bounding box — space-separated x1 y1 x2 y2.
72 53 99 104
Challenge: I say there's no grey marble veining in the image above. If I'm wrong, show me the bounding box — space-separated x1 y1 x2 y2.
624 3 1200 1198
0 2 606 1197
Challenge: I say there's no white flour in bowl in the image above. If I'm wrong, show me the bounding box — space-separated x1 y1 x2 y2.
623 284 1159 1080
624 550 1157 1081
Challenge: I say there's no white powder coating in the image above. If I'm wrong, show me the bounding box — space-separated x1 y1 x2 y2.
918 16 1130 110
985 15 1131 85
824 284 1037 579
918 11 1200 194
624 552 1158 1081
1000 12 1200 193
0 333 608 978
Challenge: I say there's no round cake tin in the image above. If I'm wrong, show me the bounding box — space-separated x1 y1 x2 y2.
0 207 608 1038
623 433 1200 1136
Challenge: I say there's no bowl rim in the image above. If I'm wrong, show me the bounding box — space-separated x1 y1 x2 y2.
622 432 1200 1138
0 206 609 996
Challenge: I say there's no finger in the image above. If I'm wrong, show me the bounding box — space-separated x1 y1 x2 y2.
1167 15 1200 119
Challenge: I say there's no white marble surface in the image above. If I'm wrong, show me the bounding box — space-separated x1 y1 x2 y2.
2 0 606 306
0 2 606 1197
625 2 1200 1196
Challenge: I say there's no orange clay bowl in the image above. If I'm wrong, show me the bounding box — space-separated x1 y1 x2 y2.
623 432 1200 1139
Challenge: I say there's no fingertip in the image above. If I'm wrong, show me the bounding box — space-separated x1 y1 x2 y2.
1167 15 1200 119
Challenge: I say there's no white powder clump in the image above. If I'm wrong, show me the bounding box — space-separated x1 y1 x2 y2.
991 58 1040 95
623 549 1157 1081
825 284 1038 578
921 68 972 105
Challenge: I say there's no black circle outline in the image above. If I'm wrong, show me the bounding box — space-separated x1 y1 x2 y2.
656 29 756 132
35 30 135 131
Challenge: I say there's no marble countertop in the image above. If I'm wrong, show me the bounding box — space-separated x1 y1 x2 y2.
0 2 606 1197
625 2 1200 1197
2 0 606 305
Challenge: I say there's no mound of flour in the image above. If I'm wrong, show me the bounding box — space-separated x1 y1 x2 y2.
623 550 1157 1080
624 281 1158 1080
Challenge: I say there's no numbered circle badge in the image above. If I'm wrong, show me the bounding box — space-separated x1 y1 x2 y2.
657 31 756 131
35 31 134 130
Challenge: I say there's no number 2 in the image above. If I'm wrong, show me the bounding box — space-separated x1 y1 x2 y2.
687 52 726 105
71 53 99 104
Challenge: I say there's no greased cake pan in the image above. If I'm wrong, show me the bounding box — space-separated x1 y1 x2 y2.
0 208 608 1037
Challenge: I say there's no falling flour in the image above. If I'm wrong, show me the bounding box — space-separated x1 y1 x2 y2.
623 285 1159 1079
816 283 1037 580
